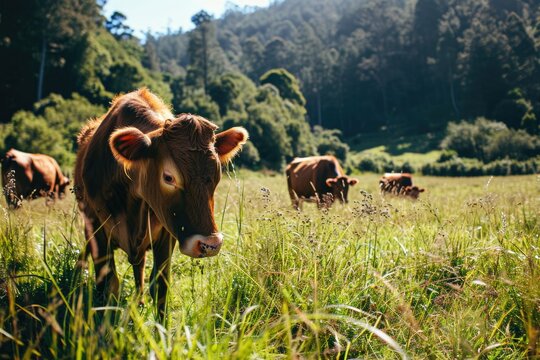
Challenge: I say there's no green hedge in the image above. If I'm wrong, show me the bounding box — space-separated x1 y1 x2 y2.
421 157 540 176
353 152 415 174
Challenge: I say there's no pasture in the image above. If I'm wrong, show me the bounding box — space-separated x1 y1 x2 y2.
0 171 539 359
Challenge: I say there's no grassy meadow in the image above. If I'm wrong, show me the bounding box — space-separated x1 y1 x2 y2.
0 171 539 359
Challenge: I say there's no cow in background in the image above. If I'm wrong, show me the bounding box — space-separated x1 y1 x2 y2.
75 88 248 316
286 155 358 209
379 173 425 199
1 148 70 208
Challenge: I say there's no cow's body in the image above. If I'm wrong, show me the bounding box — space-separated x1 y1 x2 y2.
1 148 70 208
379 173 424 199
74 88 247 315
286 155 358 209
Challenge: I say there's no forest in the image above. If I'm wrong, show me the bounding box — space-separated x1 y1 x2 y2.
0 0 539 173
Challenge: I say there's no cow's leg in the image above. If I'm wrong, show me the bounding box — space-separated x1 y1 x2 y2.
287 175 300 210
150 232 175 320
132 254 146 301
84 217 119 303
291 198 300 210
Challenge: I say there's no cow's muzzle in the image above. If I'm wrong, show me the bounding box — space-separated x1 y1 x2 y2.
180 233 223 258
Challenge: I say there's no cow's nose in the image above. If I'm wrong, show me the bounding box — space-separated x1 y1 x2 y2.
200 233 223 257
180 233 224 258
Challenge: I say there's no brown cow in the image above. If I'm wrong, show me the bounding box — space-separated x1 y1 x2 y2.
74 88 248 314
286 155 358 209
379 173 425 199
1 148 70 208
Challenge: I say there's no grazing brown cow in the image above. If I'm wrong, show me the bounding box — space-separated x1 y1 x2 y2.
1 148 70 208
286 155 358 209
74 88 247 314
379 173 425 199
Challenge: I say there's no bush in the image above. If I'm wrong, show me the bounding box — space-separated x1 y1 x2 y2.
312 126 349 164
437 150 458 163
235 141 260 168
421 156 540 176
441 118 507 161
0 93 105 166
441 117 540 163
352 152 415 174
483 129 540 162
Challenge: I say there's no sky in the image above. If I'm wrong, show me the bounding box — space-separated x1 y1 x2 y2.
104 0 272 37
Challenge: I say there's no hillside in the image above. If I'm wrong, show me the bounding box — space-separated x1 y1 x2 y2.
146 0 540 135
0 0 539 174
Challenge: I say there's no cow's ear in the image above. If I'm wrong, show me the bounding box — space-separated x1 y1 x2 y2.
215 127 248 164
109 127 153 166
326 178 338 187
348 178 358 186
419 188 425 192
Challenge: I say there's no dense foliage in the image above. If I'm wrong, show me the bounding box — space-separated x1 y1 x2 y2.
419 117 540 176
0 94 105 165
146 0 540 136
1 0 539 171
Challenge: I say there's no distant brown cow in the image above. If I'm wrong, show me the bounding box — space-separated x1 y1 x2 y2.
286 155 358 209
1 148 70 208
379 173 425 199
74 88 247 315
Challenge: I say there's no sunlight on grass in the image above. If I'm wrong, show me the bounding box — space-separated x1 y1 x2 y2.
1 172 539 358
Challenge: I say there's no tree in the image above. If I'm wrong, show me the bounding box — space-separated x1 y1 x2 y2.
260 68 306 107
190 10 213 93
0 0 101 120
105 11 134 40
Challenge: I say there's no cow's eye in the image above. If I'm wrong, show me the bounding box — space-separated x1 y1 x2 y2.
163 171 175 185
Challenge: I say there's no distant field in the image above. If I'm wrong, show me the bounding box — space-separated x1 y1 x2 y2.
350 145 443 168
1 171 539 358
348 130 446 170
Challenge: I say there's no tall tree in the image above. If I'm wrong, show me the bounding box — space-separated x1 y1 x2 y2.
190 10 213 93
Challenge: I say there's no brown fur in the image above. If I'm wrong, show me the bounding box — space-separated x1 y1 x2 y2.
285 155 358 209
1 148 70 208
379 173 425 199
74 88 247 316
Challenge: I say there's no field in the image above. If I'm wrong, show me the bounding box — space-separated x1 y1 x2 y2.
0 171 539 359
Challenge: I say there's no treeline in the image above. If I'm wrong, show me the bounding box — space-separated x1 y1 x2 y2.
0 1 349 170
146 0 540 135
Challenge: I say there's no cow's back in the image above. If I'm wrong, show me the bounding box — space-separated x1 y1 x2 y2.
29 154 57 194
287 156 340 198
383 173 413 187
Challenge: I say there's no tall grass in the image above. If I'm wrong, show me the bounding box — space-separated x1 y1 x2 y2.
0 172 538 358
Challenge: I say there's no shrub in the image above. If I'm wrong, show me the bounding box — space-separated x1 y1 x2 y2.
235 141 261 168
441 117 540 163
441 118 507 161
421 157 540 176
312 126 349 164
483 129 540 162
0 93 105 166
354 153 393 173
437 150 458 163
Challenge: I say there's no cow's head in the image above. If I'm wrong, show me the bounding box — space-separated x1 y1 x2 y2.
109 114 247 258
403 185 424 199
325 176 358 203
